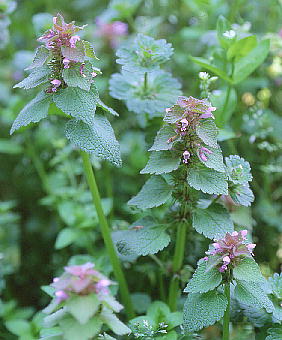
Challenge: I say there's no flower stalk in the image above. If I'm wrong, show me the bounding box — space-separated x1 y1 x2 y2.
223 282 231 340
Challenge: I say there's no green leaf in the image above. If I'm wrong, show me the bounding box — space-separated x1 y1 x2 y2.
100 307 131 335
216 15 232 49
187 166 228 195
109 69 181 117
234 280 274 313
82 40 98 59
62 62 93 91
10 91 52 134
25 46 49 70
59 316 102 340
128 175 172 209
198 145 225 172
65 116 122 167
192 203 234 239
211 87 237 127
140 151 181 175
183 291 227 332
149 125 178 151
0 139 23 154
227 36 257 61
5 320 30 336
53 86 97 125
14 66 50 89
44 308 67 327
232 39 270 84
114 217 170 256
196 119 219 148
233 257 264 283
61 40 85 62
163 104 183 123
66 295 100 324
225 155 252 184
189 56 232 83
184 260 222 293
266 327 282 340
97 99 119 116
55 228 78 249
230 184 254 207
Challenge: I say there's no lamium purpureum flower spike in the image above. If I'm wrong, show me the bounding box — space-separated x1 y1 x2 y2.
204 230 256 272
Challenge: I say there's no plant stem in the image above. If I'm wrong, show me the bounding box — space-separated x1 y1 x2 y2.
223 282 231 340
168 221 188 311
80 151 134 319
144 72 148 92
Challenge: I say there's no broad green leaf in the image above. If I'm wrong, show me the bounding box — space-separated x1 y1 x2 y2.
66 295 100 324
163 104 183 123
187 166 228 195
268 273 282 300
97 99 119 116
140 151 181 175
183 291 227 332
211 87 237 127
65 116 122 167
149 125 178 151
225 155 252 184
230 184 254 207
184 261 222 293
196 119 219 148
198 145 225 172
5 320 30 336
25 46 49 70
232 39 270 84
234 280 274 313
192 203 234 239
227 36 257 61
100 308 131 335
10 91 52 134
233 257 264 283
82 40 98 59
114 217 170 256
189 56 232 83
55 228 78 249
216 15 232 49
14 66 50 89
61 40 85 62
44 308 67 328
62 62 93 91
101 294 123 313
266 327 282 340
53 86 97 125
239 302 271 328
128 175 172 209
59 316 102 340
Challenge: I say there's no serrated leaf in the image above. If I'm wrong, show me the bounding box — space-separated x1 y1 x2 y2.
230 184 254 207
97 99 119 116
149 125 178 151
114 217 170 256
10 91 52 134
66 295 100 324
187 166 228 195
62 62 93 91
163 104 183 123
53 86 97 125
62 40 85 62
196 119 219 148
65 116 122 167
100 308 131 335
25 46 49 70
233 257 264 283
184 261 222 293
140 151 181 175
192 203 234 239
266 327 282 340
198 145 225 172
55 228 78 249
82 40 97 59
59 316 102 340
128 175 172 209
234 280 274 313
183 291 227 332
14 66 50 89
225 155 252 184
233 39 270 84
44 308 67 328
239 302 271 327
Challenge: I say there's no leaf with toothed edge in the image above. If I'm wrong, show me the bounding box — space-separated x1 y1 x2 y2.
65 116 122 167
141 151 181 175
196 119 219 148
149 125 178 151
25 46 50 70
62 61 93 91
13 66 50 89
233 257 265 283
198 145 225 172
10 91 52 134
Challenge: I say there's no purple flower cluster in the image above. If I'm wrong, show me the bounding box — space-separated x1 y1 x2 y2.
51 262 112 303
204 230 256 272
96 18 128 48
166 96 216 164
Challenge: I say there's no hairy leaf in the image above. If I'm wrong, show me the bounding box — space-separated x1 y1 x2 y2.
141 151 181 175
97 99 119 116
225 155 252 184
10 91 52 134
25 46 49 70
230 184 254 207
14 66 50 89
65 116 122 167
183 291 227 332
266 327 282 340
59 316 102 340
198 145 225 172
62 61 93 91
82 40 98 59
100 308 131 335
192 203 234 239
233 257 264 283
196 119 219 148
149 125 178 151
67 295 100 324
128 175 172 209
61 40 85 62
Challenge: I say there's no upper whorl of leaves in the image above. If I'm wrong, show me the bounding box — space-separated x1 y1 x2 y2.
11 13 121 166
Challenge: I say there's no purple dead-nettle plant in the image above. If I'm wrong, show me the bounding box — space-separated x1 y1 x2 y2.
42 262 131 339
11 13 134 318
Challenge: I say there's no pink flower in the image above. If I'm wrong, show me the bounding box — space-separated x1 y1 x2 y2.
63 58 71 68
79 63 86 77
64 262 96 278
182 150 190 164
199 146 212 162
50 79 61 92
91 72 97 78
69 35 80 48
55 290 69 303
95 279 111 295
180 118 189 131
96 19 128 48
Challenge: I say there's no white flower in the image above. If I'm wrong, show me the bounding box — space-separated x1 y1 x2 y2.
199 71 209 80
223 30 236 39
